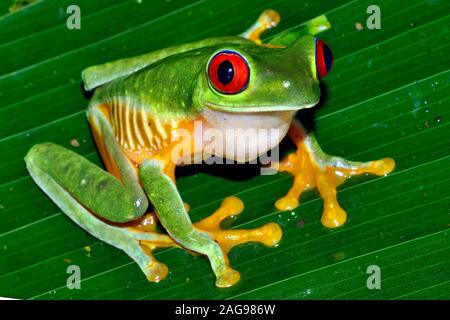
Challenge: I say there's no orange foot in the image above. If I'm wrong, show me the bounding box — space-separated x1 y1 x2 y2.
127 197 282 287
195 196 282 254
275 120 395 228
196 197 282 287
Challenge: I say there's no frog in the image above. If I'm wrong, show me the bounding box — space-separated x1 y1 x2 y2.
25 10 395 288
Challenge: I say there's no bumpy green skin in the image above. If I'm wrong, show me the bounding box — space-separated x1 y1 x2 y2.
87 34 320 119
24 14 332 285
82 36 246 91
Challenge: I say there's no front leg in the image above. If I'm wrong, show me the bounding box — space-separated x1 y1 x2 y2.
275 119 395 228
139 160 281 288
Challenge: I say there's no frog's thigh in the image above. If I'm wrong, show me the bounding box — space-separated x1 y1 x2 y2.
25 143 145 223
25 144 174 282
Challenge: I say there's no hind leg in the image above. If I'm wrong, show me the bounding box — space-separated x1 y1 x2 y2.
25 143 176 282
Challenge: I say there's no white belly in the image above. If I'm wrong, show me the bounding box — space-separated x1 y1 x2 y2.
200 109 296 162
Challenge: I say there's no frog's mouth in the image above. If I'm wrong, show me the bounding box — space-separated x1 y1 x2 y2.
205 101 318 113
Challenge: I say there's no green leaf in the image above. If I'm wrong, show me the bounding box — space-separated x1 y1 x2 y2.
0 0 449 299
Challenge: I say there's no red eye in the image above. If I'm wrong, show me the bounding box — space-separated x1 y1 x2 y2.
315 39 333 79
208 50 250 94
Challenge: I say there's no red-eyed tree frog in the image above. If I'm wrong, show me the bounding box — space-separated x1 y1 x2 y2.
25 10 395 287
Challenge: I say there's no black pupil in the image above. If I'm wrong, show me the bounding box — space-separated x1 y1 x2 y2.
217 60 234 85
323 44 333 72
